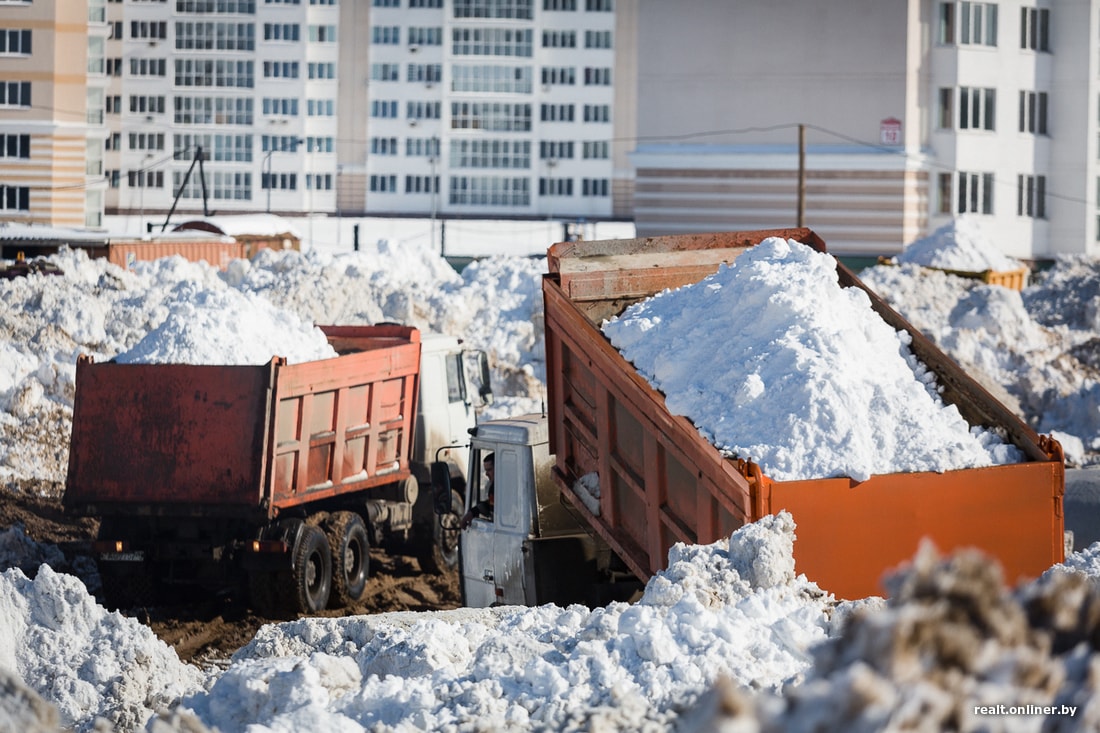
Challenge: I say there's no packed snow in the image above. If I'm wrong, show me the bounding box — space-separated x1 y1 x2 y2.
603 236 1022 482
6 218 1100 731
893 217 1024 273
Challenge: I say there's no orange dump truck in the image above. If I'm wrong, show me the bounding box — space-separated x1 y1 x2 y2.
65 325 489 615
457 229 1064 605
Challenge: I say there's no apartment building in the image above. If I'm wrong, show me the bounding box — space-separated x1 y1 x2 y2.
633 0 1097 258
0 0 108 228
341 0 634 223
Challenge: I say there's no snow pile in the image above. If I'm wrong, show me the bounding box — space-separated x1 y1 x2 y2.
602 237 1022 482
0 245 548 487
175 513 831 732
688 544 1100 732
115 282 337 365
895 218 1023 272
0 564 207 733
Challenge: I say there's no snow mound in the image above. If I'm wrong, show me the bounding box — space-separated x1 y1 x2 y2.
115 281 337 365
896 218 1023 272
602 237 1022 482
180 512 833 732
0 565 206 733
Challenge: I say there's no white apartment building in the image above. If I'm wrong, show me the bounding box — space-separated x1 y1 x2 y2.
343 0 629 223
102 0 340 224
632 0 1098 259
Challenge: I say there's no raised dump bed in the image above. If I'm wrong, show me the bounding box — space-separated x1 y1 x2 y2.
544 228 1064 599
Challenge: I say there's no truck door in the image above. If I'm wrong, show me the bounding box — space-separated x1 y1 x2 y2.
460 445 533 607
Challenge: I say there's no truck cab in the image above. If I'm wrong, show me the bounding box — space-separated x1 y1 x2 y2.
460 414 639 608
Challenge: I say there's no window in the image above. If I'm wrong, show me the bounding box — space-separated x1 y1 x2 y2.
0 29 31 55
585 30 611 48
127 170 163 188
584 67 611 85
450 139 530 168
263 61 299 79
131 21 167 39
176 59 254 87
448 176 530 206
1019 91 1048 134
541 66 575 85
371 136 399 155
304 136 333 153
408 63 442 83
583 141 608 159
130 95 166 114
0 186 30 212
452 64 531 93
939 2 997 45
370 174 398 192
373 26 399 44
409 0 442 7
542 30 575 48
959 87 995 130
1021 7 1050 51
544 0 576 9
259 135 301 153
405 174 438 193
174 133 253 162
0 81 30 107
371 100 398 118
450 102 531 131
937 88 953 129
263 23 300 41
582 178 609 196
175 170 252 200
541 103 574 122
1018 174 1046 218
306 174 332 190
539 177 572 195
406 136 440 156
105 132 121 151
174 96 253 125
950 171 994 214
408 26 442 45
586 0 611 10
308 62 336 79
0 133 30 158
176 0 255 10
262 171 297 191
262 97 298 115
129 58 167 76
371 63 399 81
453 0 533 19
407 100 441 119
540 141 574 159
307 98 334 116
309 25 337 42
452 28 533 57
106 58 123 76
175 22 255 50
373 0 400 5
583 104 610 122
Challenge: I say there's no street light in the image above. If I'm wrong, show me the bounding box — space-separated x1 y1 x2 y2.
264 137 304 213
429 136 440 253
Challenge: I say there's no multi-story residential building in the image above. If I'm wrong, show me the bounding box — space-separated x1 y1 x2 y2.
632 0 1096 258
340 0 632 223
101 0 340 224
0 0 108 228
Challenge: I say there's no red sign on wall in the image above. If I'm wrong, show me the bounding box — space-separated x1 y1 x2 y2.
880 117 902 145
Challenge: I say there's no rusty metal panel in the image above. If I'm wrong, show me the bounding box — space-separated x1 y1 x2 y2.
106 239 246 271
65 359 273 513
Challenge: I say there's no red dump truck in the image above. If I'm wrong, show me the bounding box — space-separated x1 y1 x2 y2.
64 325 489 615
457 229 1065 605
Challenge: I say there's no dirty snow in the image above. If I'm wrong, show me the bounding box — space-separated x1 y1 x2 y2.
602 236 1022 482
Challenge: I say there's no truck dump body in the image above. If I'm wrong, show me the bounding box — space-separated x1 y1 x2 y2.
544 229 1064 600
65 325 421 520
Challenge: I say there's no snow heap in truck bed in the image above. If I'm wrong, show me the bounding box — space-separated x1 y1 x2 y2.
602 237 1023 482
894 217 1022 272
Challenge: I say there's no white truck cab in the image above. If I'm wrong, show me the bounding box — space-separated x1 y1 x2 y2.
459 414 640 608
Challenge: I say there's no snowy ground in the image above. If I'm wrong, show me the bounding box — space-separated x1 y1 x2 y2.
4 217 1100 731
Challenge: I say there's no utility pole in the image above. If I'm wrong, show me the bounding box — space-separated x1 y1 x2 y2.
797 124 806 228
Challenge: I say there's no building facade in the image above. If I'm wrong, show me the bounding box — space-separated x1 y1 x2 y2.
0 0 108 228
632 0 1096 258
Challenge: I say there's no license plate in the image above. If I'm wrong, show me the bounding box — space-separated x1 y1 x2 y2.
99 551 145 562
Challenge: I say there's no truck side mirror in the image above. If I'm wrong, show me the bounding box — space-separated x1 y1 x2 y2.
477 351 493 405
430 461 453 514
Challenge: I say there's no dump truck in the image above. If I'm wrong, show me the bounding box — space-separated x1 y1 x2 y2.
456 228 1065 605
64 324 490 615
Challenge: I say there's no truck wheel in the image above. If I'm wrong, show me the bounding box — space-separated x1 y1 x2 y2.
290 524 332 614
324 512 369 608
418 489 464 575
99 562 158 611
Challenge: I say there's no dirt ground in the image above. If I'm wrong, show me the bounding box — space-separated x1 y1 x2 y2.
1 483 462 667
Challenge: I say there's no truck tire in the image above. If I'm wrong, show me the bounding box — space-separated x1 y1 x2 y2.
99 561 158 611
324 512 369 608
418 489 464 575
290 524 332 614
